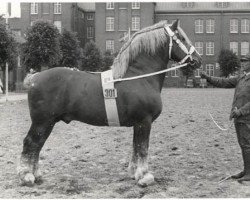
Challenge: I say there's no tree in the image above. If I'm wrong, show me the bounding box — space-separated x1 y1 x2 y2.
21 20 61 72
0 23 17 93
100 50 115 71
81 41 102 72
59 30 82 68
218 49 240 77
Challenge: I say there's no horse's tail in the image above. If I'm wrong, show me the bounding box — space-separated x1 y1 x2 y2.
23 72 38 89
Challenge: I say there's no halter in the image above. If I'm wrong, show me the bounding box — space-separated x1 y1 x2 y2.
164 25 197 65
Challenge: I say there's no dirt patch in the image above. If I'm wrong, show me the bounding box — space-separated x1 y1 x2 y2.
1 88 250 198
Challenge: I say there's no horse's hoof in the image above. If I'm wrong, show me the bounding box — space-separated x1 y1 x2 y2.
138 173 154 187
23 173 35 186
135 168 144 181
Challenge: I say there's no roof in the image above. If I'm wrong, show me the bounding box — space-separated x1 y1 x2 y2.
77 3 95 11
155 2 250 13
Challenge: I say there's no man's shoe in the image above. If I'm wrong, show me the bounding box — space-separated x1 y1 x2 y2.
237 174 250 183
237 149 250 183
231 171 245 179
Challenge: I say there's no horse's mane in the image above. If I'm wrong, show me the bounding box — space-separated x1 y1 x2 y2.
112 20 169 79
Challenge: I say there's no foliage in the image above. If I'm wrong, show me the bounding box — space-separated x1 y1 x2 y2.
100 50 115 71
0 22 18 92
81 41 102 72
0 23 17 72
218 49 240 77
21 20 61 72
59 30 82 68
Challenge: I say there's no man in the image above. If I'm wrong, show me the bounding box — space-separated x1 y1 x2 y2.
201 53 250 183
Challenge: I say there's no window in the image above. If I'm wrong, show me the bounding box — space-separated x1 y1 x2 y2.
132 16 140 31
206 64 214 76
9 2 21 18
182 2 195 8
87 26 94 38
54 21 62 33
171 69 179 77
195 42 203 55
241 42 249 55
241 19 249 33
106 40 114 54
217 2 229 8
230 19 238 33
106 17 114 31
206 42 214 55
195 65 203 77
54 3 61 14
195 19 203 33
230 42 238 55
106 2 114 9
206 19 215 33
87 14 93 20
30 3 38 14
132 2 140 9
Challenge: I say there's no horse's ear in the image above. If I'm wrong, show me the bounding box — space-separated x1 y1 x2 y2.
170 19 179 31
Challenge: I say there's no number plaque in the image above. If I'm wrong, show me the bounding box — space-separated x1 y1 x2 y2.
104 88 117 98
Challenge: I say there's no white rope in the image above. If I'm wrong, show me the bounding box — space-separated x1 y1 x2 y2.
201 88 233 132
106 63 188 83
209 113 233 131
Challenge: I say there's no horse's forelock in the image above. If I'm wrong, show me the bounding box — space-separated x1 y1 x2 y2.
112 21 169 79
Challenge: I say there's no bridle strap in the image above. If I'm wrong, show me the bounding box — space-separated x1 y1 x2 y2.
164 25 196 65
169 36 173 59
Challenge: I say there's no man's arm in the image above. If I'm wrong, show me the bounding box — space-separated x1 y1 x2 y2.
200 72 238 88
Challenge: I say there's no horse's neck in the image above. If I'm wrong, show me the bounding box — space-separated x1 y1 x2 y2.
126 54 167 91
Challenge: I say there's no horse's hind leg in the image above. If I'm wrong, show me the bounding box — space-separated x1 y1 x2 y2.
17 121 55 186
129 116 154 186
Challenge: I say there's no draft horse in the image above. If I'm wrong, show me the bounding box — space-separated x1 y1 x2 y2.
18 20 202 186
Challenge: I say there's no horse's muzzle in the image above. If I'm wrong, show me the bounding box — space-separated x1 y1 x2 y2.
189 59 201 69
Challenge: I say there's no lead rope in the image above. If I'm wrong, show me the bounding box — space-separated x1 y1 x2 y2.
204 91 234 132
201 89 234 184
209 113 233 131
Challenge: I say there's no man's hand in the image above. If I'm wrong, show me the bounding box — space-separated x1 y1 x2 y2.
229 107 242 120
200 72 209 79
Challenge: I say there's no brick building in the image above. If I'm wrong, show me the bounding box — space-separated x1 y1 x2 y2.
155 2 250 87
77 3 95 46
2 2 250 90
95 2 155 55
95 2 250 87
0 2 94 91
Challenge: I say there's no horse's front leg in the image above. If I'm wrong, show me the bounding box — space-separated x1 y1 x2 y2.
129 116 154 186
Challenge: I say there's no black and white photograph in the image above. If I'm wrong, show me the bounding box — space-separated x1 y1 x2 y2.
1 0 250 198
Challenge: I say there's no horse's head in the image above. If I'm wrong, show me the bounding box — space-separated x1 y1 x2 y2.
164 20 202 70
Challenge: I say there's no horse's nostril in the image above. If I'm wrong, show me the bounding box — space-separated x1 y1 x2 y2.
190 60 196 66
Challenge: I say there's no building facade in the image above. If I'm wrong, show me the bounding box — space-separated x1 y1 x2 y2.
155 2 250 87
95 2 250 87
95 2 155 55
2 2 250 90
77 3 95 46
0 2 94 91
